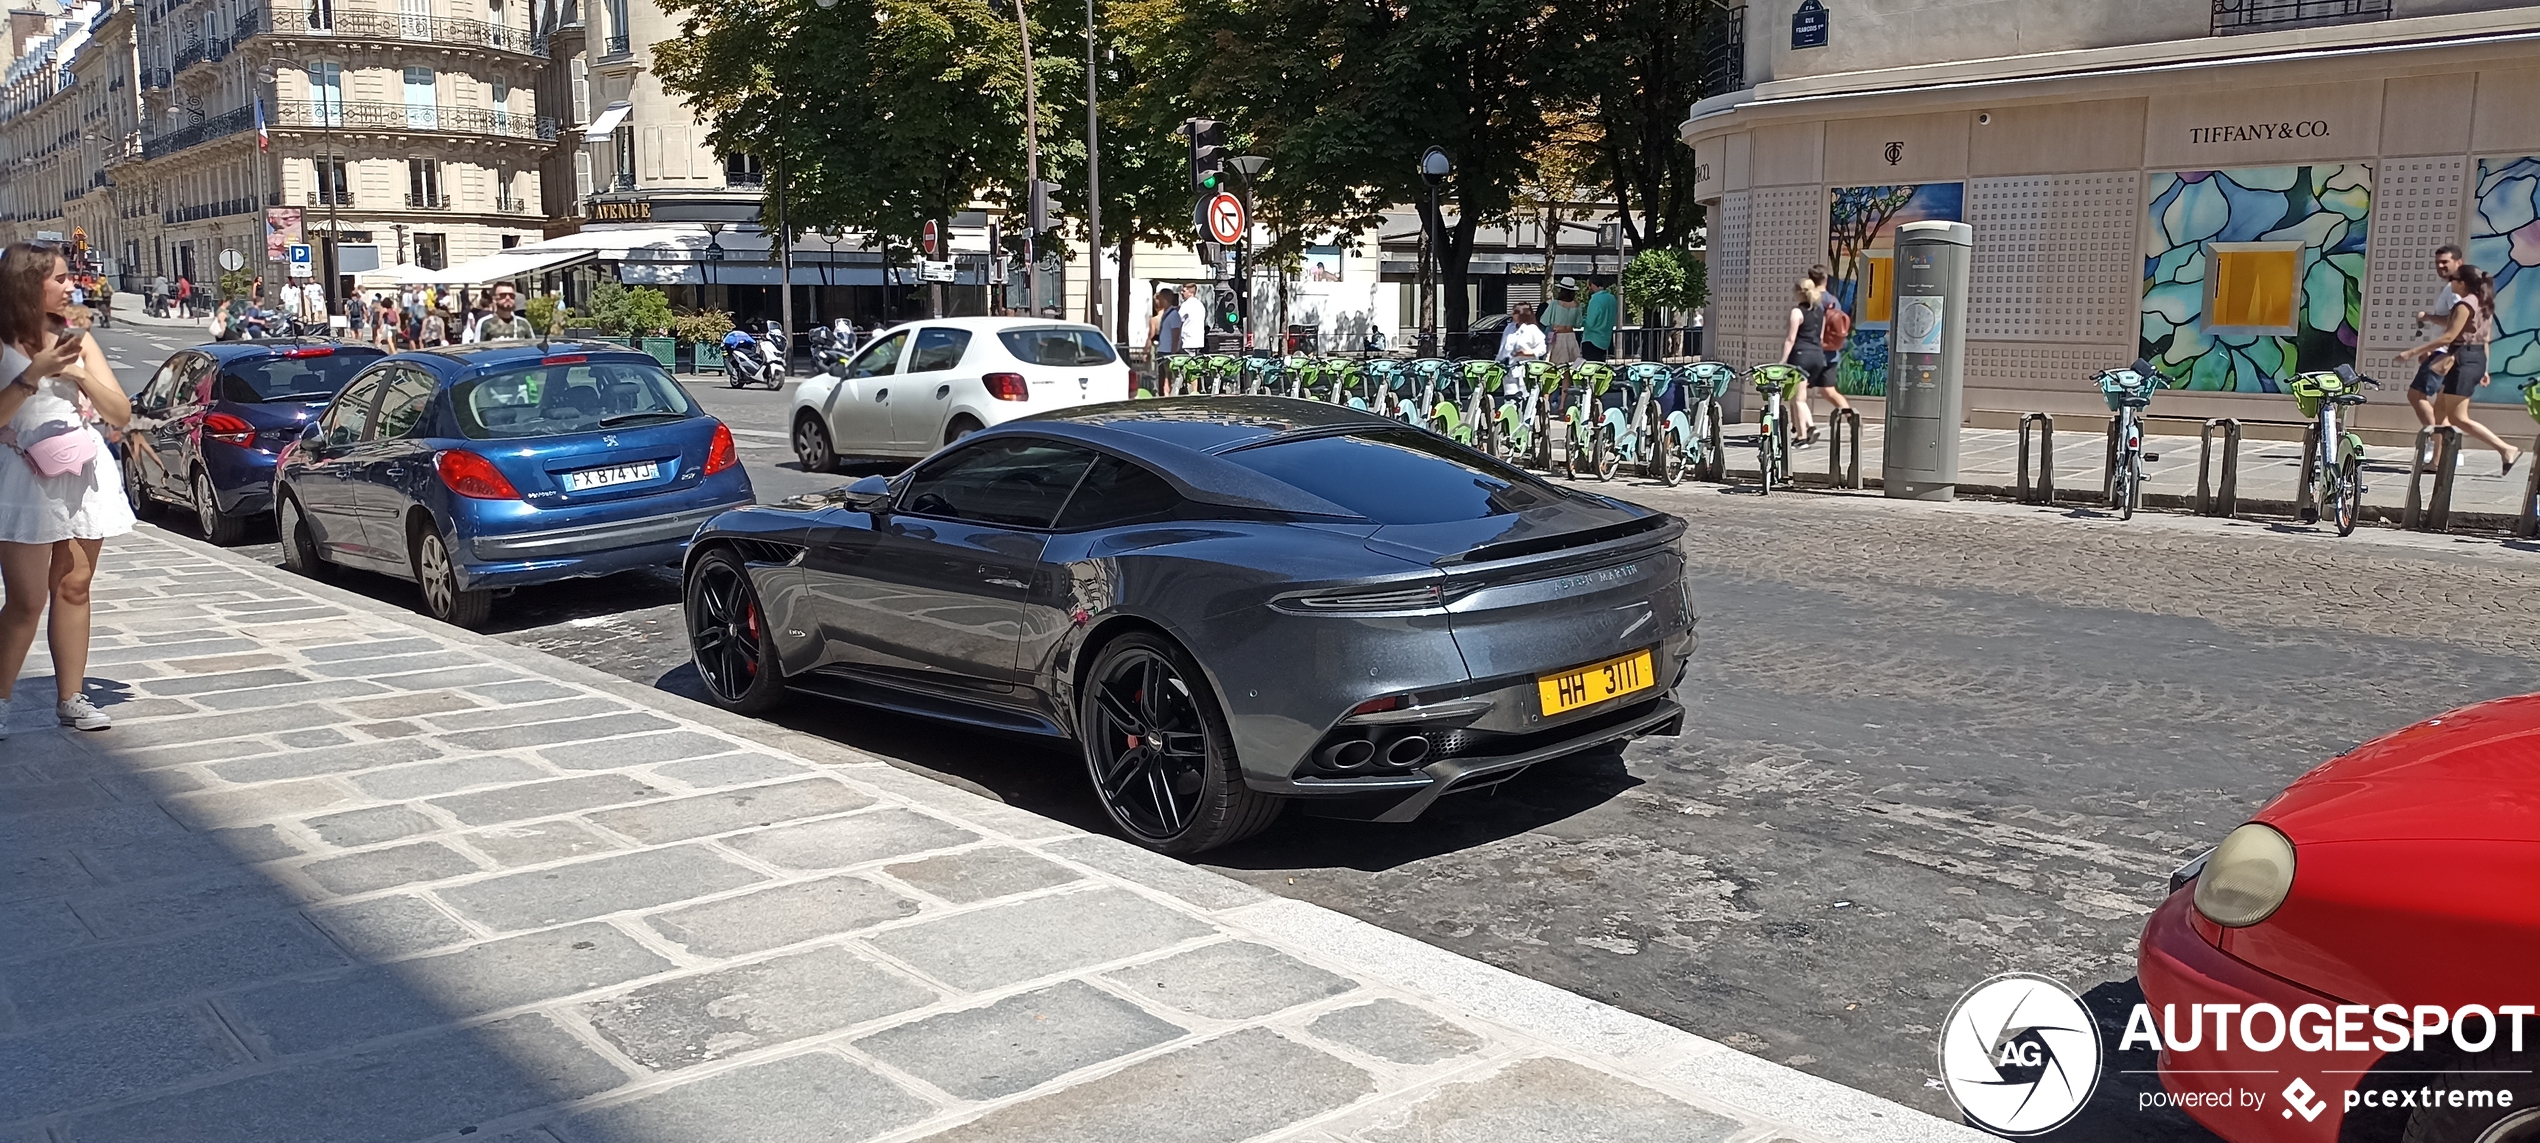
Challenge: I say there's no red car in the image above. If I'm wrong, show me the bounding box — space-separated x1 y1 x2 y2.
2139 695 2540 1143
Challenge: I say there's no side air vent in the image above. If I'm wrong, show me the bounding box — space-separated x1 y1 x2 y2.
730 539 807 566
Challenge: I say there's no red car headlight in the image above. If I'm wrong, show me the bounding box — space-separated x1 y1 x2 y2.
2194 822 2297 927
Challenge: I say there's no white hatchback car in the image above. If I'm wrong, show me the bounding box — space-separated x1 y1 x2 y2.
789 317 1134 468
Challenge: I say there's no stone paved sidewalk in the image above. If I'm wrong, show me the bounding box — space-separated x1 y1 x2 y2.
2 526 1988 1143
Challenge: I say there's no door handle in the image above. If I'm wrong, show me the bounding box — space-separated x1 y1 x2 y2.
983 577 1028 590
384 467 405 478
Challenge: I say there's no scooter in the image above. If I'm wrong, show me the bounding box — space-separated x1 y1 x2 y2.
723 327 782 389
807 324 852 374
754 321 789 386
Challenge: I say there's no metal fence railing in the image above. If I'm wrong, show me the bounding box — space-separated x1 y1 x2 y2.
2211 0 2388 35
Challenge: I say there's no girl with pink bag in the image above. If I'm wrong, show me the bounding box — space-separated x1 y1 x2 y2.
0 241 133 737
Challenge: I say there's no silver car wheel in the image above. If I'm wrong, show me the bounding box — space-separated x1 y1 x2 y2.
419 533 454 615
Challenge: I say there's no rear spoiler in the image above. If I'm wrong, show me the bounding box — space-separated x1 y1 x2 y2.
1442 514 1674 567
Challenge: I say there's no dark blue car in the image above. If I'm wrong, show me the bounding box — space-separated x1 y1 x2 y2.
126 340 388 545
273 341 754 627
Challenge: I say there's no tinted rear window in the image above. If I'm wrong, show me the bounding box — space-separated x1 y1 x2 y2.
216 351 382 403
997 327 1117 367
452 358 696 439
1220 429 1560 524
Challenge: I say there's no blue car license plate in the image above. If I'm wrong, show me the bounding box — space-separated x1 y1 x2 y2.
562 461 659 491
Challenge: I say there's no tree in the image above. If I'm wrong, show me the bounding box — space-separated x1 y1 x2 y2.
1826 185 1918 305
653 0 1076 266
1543 0 1708 252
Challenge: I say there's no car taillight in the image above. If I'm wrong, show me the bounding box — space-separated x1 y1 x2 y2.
434 449 521 500
277 346 335 359
703 421 739 475
984 372 1030 401
1127 368 1141 396
203 412 256 447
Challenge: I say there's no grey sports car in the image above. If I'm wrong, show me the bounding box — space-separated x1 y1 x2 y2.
682 397 1697 854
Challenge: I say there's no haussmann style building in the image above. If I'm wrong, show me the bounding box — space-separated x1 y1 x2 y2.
1684 0 2540 432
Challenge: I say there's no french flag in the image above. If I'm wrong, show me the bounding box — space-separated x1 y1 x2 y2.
254 97 267 151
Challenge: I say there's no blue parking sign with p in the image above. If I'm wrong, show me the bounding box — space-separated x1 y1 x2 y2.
288 244 312 266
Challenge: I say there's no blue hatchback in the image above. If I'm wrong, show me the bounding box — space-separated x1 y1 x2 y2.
273 341 754 627
126 340 388 545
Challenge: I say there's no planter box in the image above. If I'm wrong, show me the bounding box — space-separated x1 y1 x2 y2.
640 337 677 369
695 342 727 374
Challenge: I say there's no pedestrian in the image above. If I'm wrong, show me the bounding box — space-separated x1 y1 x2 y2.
1777 278 1844 444
1580 276 1617 362
174 274 193 317
1495 302 1546 367
90 279 111 329
1149 288 1184 366
470 281 535 342
2405 244 2467 428
421 296 451 347
0 241 136 735
1541 278 1584 365
2398 261 2522 475
1178 283 1203 346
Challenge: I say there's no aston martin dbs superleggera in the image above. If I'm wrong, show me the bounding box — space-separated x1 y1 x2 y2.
681 397 1696 853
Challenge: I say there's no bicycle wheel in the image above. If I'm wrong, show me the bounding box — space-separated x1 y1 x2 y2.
2117 453 2140 521
1701 407 1726 482
1658 423 1686 486
2334 456 2362 536
1757 420 1776 496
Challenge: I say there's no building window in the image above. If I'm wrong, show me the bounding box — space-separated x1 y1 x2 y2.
311 156 350 205
612 123 634 190
308 61 343 125
415 233 445 270
403 66 437 130
408 158 443 208
725 152 762 187
2204 242 2303 336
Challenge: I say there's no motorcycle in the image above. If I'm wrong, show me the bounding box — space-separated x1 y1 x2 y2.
807 325 852 374
724 328 777 389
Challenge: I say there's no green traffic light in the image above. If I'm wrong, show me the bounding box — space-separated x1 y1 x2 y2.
1201 173 1220 190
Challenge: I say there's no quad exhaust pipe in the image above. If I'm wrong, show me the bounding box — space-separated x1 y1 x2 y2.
1384 735 1430 768
1317 734 1432 773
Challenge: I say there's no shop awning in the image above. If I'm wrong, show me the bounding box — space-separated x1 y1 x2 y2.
419 245 598 286
581 101 631 142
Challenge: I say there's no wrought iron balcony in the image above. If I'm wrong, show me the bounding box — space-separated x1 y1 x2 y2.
141 67 170 89
268 100 558 142
139 104 254 160
406 192 450 209
495 194 527 213
267 6 538 54
307 190 354 207
2211 0 2389 34
162 196 256 223
602 33 629 58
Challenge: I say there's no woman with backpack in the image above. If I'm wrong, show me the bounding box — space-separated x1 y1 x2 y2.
2398 262 2521 475
1778 276 1850 445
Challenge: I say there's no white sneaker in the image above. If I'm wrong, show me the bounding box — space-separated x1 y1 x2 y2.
58 695 110 731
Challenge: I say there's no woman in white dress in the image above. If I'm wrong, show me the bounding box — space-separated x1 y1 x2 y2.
0 242 134 736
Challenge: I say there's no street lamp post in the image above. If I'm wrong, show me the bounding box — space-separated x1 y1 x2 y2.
702 221 724 291
1014 0 1043 316
1083 0 1099 330
775 157 793 373
1418 146 1450 357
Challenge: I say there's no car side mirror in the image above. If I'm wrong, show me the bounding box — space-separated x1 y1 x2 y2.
298 421 328 456
827 360 849 378
841 474 892 514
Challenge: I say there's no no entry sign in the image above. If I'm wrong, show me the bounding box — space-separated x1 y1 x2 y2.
1205 192 1246 245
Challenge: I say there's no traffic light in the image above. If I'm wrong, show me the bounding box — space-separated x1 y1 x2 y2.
1212 286 1239 333
1186 118 1227 197
1026 179 1055 233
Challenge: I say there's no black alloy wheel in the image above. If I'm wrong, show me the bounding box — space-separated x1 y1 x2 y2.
277 494 327 578
687 549 787 714
1080 633 1281 855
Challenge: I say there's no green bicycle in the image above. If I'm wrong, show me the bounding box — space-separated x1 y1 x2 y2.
1747 363 1806 495
2288 365 2379 536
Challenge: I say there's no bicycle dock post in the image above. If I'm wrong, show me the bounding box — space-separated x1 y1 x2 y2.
2295 424 2321 521
2102 418 2121 503
2521 431 2540 539
2194 419 2242 518
2403 425 2464 532
1826 408 1863 489
2016 413 2055 504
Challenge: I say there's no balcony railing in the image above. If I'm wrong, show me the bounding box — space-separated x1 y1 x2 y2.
406 192 449 209
139 104 253 159
495 194 526 212
602 32 629 57
162 195 256 223
2211 0 2389 34
268 100 557 141
141 67 170 89
307 190 353 207
267 6 538 54
1697 1 1745 98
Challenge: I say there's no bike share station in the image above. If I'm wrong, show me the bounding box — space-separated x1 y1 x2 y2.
1885 221 1970 502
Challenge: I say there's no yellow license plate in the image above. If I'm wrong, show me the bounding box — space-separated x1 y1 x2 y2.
1537 649 1655 716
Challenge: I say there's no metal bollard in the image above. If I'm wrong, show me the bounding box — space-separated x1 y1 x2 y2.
2403 425 2464 532
2194 419 2242 518
2016 413 2055 504
1826 407 1863 489
2521 432 2540 539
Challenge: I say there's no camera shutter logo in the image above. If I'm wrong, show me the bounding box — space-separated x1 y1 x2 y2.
1884 141 1905 166
1937 974 2103 1136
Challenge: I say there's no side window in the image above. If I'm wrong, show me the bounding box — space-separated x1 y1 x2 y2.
139 357 186 410
1053 454 1185 530
847 331 907 379
319 371 390 447
374 367 440 439
182 355 218 404
898 437 1097 529
905 328 972 373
